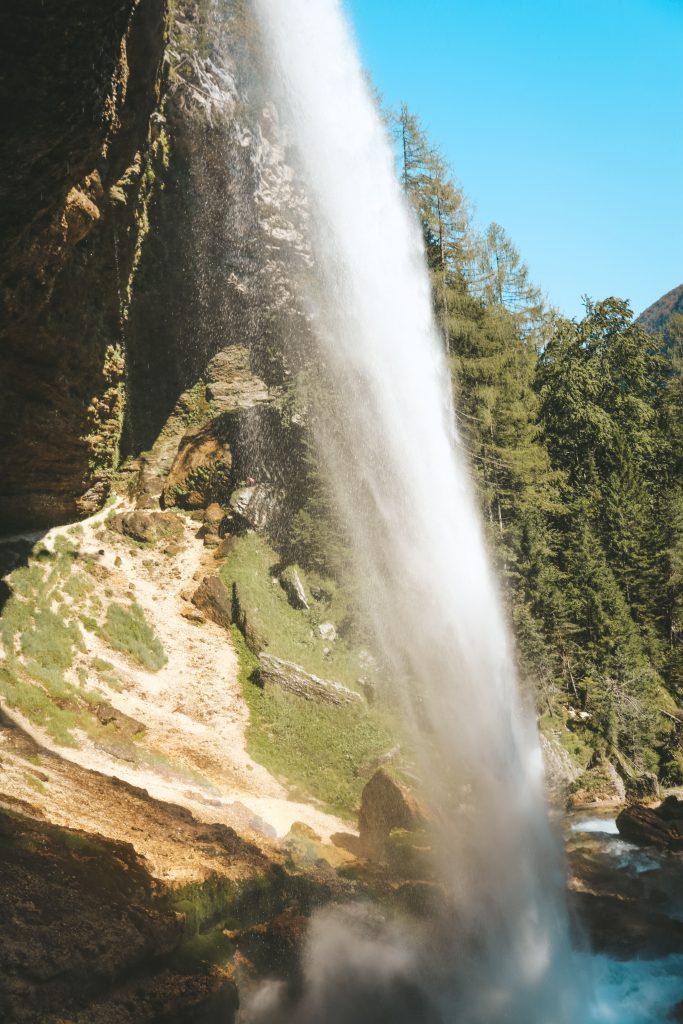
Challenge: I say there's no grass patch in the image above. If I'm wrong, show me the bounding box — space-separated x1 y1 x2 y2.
0 598 33 650
232 627 393 817
222 533 375 692
0 537 144 748
9 565 45 599
99 602 166 671
62 572 93 602
0 664 82 747
20 608 82 671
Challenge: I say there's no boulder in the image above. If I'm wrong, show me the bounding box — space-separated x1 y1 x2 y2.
108 510 184 545
279 566 309 610
204 502 227 532
191 575 232 629
258 653 363 707
358 769 427 857
318 622 337 642
94 703 146 738
617 797 683 851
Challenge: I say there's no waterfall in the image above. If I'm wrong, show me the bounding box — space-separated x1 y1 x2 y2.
247 0 589 1020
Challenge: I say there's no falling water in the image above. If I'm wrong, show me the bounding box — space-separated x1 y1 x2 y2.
247 0 589 1020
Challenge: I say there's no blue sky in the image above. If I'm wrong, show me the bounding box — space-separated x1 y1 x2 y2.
345 0 683 320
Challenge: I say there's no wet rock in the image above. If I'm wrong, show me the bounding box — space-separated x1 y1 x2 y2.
617 797 683 850
279 565 309 610
229 483 284 532
569 890 683 959
540 731 583 796
191 575 232 629
358 770 427 858
0 0 167 532
258 653 363 707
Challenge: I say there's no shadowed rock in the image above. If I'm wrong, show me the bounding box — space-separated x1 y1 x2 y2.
617 796 683 850
192 575 232 629
358 770 427 858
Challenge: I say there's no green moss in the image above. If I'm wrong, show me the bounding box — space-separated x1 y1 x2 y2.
540 713 594 769
232 627 392 817
99 602 166 671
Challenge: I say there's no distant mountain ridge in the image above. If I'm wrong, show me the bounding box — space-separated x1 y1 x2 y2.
637 283 683 335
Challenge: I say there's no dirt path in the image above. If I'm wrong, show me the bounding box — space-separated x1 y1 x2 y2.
2 503 350 842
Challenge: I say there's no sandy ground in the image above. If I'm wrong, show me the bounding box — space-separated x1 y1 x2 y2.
0 502 350 844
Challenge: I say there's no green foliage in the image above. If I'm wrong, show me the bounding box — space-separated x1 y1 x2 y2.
391 103 683 776
99 602 167 671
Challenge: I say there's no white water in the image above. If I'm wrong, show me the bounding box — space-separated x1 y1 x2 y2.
249 0 589 1020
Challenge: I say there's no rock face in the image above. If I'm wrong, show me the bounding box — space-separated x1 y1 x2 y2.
616 796 683 850
358 769 427 858
258 653 363 707
229 483 285 532
163 422 234 510
539 731 583 796
0 0 167 530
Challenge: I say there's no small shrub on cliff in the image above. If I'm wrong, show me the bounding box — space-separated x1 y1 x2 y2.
100 602 166 671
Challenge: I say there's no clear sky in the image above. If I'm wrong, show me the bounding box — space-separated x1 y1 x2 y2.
345 0 683 320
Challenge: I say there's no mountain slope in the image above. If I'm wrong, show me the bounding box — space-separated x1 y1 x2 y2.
637 283 683 335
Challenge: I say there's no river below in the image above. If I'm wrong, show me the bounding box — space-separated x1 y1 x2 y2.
567 812 683 1022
